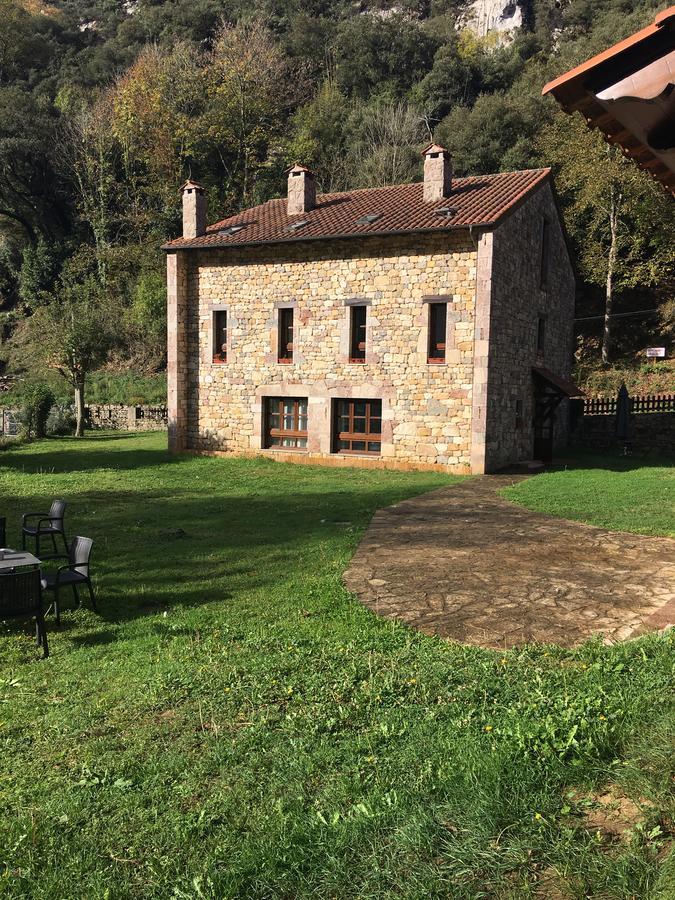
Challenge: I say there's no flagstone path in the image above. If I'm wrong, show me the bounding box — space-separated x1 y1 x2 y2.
343 476 675 648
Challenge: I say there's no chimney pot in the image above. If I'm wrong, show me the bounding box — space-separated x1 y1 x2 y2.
287 164 316 216
181 179 206 238
422 143 452 202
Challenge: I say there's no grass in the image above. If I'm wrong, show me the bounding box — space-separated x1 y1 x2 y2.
503 451 675 538
0 433 673 898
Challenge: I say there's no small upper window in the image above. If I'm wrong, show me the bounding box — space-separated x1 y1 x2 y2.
213 310 227 364
349 305 367 363
278 307 294 363
428 303 447 363
537 316 546 354
540 218 550 289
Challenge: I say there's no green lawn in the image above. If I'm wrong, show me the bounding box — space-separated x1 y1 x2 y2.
0 433 673 898
503 452 675 538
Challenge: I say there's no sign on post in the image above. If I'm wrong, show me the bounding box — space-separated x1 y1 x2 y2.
645 347 666 358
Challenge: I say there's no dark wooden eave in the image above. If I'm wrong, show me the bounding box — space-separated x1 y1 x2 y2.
533 366 584 398
542 7 675 195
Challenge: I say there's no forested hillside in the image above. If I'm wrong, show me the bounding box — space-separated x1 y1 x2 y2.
0 0 673 403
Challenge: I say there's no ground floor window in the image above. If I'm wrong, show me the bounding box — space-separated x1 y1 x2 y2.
333 399 381 455
264 397 308 449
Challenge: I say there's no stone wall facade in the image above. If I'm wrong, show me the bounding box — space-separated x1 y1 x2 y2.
173 232 478 471
483 183 576 471
167 182 575 474
571 412 675 455
86 404 168 431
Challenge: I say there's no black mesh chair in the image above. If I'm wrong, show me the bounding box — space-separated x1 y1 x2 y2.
41 536 96 625
22 500 68 558
0 569 48 658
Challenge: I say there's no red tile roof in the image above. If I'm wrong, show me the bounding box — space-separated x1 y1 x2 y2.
163 169 552 251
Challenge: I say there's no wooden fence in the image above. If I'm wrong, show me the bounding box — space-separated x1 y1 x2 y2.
584 393 675 416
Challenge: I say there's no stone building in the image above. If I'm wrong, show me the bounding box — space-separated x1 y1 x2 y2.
163 146 577 474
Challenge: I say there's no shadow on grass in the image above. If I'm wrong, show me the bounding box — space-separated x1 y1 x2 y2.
0 438 178 474
548 448 675 473
1 482 439 633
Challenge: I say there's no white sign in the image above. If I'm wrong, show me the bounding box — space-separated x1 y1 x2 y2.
645 347 666 358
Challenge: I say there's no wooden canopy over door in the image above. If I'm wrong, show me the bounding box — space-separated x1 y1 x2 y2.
532 367 583 463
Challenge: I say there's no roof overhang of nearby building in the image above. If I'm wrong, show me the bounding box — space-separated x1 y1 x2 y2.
532 366 584 398
542 6 675 194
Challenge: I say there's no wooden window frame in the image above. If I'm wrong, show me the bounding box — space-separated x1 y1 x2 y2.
427 302 447 364
332 398 382 456
264 397 308 450
349 304 367 364
278 307 294 364
212 309 228 364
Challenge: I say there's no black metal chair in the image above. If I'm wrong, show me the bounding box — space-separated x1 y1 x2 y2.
0 569 49 658
22 500 68 558
41 536 97 625
0 516 6 548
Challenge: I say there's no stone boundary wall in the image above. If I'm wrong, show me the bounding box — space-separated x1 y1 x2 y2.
570 411 675 454
1 403 167 435
86 405 167 431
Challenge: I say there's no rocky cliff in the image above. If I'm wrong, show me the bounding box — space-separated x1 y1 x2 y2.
462 0 525 39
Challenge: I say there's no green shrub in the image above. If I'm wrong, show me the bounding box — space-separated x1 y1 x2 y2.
20 383 55 439
0 434 20 451
46 403 76 436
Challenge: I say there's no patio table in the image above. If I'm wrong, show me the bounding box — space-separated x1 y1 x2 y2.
0 551 41 572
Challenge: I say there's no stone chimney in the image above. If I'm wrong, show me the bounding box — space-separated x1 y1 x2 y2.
287 164 316 216
181 179 206 238
422 143 452 203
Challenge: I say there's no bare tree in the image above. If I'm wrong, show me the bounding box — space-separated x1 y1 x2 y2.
56 97 120 284
348 101 426 188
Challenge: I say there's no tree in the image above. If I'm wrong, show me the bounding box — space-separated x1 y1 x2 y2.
288 79 352 192
538 112 675 363
345 100 427 188
436 89 546 175
332 13 438 100
57 93 122 282
203 20 301 208
18 237 60 310
0 86 70 244
28 275 118 436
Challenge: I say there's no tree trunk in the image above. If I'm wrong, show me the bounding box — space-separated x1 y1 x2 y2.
74 376 86 437
602 188 620 365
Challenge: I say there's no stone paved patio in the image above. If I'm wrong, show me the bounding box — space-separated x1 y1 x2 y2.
344 476 675 648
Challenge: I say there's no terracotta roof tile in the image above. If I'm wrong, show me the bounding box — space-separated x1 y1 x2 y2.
163 169 552 251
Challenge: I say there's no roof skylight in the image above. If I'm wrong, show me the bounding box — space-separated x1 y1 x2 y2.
357 212 382 224
219 224 246 235
286 220 309 232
